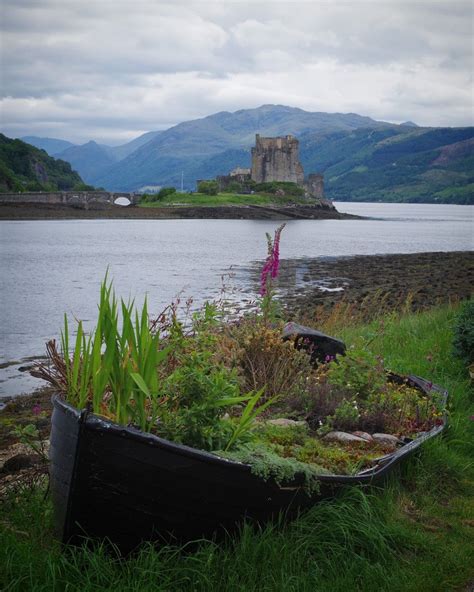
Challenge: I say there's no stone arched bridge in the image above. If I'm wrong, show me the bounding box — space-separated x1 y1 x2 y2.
0 191 140 209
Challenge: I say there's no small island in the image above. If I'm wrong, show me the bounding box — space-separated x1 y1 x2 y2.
0 134 359 220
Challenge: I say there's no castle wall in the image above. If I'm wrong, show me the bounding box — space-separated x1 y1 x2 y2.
216 172 251 191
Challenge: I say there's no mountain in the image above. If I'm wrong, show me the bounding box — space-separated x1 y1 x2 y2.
21 105 472 203
50 131 163 182
20 136 76 156
110 131 162 161
0 134 84 192
299 126 474 204
92 105 473 203
54 141 119 184
94 104 388 190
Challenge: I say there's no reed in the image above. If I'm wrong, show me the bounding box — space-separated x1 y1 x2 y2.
35 278 168 432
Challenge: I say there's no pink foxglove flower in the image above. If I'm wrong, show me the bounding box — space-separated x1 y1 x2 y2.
260 224 286 296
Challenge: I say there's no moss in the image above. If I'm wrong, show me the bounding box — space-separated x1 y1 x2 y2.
255 423 308 446
215 443 328 495
250 424 389 476
295 438 384 475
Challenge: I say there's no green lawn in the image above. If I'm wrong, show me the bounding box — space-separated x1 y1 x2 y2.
139 192 308 207
1 304 473 591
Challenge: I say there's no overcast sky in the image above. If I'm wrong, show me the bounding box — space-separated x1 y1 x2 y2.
1 0 472 145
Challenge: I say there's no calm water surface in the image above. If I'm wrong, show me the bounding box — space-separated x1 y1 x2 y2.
1 202 472 396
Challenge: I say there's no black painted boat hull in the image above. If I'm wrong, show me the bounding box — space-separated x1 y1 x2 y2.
49 375 447 552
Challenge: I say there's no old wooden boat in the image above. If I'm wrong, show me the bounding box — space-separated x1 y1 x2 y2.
49 374 447 553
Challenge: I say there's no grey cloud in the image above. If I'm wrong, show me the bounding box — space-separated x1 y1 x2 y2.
1 0 472 143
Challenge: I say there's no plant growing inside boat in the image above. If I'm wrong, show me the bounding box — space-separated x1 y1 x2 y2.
229 322 313 402
35 279 169 432
278 349 445 438
325 347 386 400
218 442 324 494
34 278 268 451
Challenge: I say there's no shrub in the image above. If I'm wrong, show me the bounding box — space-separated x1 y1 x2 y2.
222 181 243 193
24 180 45 191
326 348 386 400
285 377 349 427
157 350 241 451
229 321 313 403
141 187 177 203
452 299 474 364
197 180 219 195
332 398 361 431
158 186 177 199
254 181 304 197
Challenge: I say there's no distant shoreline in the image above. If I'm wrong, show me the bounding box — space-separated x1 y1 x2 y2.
0 203 361 221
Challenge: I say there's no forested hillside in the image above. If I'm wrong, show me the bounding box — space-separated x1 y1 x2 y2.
300 126 474 204
0 135 84 193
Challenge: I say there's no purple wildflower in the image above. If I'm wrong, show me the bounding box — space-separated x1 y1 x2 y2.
260 224 286 296
32 403 41 416
271 225 283 278
260 257 273 297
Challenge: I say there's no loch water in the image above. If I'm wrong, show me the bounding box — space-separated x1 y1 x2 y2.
1 202 473 397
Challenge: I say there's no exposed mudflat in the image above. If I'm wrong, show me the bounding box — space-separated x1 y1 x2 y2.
273 251 474 318
0 203 359 220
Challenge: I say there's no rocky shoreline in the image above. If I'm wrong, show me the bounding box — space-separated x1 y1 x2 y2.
275 251 474 318
0 202 360 220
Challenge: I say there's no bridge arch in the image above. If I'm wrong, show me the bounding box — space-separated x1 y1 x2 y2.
113 196 132 206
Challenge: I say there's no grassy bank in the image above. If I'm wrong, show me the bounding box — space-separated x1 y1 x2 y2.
139 191 308 207
1 304 473 591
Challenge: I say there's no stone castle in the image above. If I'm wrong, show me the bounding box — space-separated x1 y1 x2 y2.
251 134 304 185
213 134 327 202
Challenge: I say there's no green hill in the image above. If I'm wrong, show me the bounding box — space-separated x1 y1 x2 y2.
300 126 474 204
0 134 84 192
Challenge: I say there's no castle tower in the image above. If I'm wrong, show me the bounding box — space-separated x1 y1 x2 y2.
251 134 305 185
304 173 325 199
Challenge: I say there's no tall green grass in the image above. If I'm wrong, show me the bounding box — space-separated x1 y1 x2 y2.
59 279 167 431
1 304 473 591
